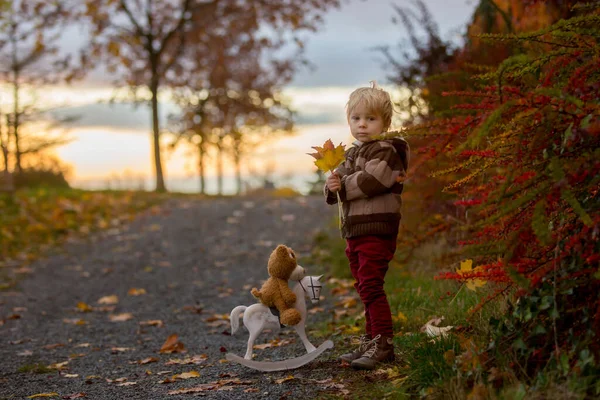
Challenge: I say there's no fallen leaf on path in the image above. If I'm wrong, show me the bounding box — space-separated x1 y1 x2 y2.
129 357 158 365
148 224 161 231
165 354 208 365
106 377 128 383
44 343 65 350
159 371 200 384
117 382 137 386
109 313 133 322
62 393 86 399
205 313 229 322
160 334 186 354
63 318 87 325
139 320 164 328
274 375 295 384
111 347 134 353
244 388 260 393
74 343 91 348
97 295 119 305
18 350 33 356
76 302 93 312
27 393 59 399
167 378 254 394
182 305 203 314
253 338 294 350
48 361 69 370
62 373 79 378
168 384 218 394
128 288 146 296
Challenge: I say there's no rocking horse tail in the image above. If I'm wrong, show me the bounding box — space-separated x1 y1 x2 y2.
230 305 247 335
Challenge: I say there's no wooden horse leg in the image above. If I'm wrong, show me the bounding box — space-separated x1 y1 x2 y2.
294 321 316 353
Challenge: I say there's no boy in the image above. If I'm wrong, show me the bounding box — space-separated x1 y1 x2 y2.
324 82 409 370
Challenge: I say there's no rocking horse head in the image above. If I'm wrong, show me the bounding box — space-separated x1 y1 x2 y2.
300 274 324 305
289 264 306 282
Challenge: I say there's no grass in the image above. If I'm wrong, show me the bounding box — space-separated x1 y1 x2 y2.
17 363 53 374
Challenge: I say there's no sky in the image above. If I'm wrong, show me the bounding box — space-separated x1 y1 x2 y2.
14 0 478 194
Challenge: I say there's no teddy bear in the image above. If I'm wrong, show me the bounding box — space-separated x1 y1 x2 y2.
251 244 304 326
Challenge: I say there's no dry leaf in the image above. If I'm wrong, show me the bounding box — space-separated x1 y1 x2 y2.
62 394 86 399
109 313 133 322
139 319 163 328
129 357 158 365
274 375 295 384
111 347 134 353
48 361 69 370
117 382 137 387
165 354 208 365
253 338 294 350
27 393 59 399
97 295 119 305
160 334 186 354
160 371 200 384
456 259 487 291
63 318 87 325
62 393 86 399
128 288 146 296
76 302 93 312
421 316 454 338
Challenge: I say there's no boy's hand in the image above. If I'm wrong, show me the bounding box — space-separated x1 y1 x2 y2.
326 173 341 193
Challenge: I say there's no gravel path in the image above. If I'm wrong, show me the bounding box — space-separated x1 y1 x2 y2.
0 196 345 400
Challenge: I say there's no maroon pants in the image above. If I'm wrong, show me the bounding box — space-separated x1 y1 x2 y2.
345 234 396 338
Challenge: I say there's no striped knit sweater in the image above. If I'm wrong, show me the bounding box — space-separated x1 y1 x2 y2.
324 136 410 238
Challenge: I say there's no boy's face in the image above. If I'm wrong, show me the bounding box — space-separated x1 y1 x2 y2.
348 103 385 143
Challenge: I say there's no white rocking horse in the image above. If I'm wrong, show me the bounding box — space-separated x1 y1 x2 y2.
227 273 333 371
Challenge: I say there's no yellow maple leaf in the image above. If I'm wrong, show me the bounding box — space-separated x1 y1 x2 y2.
308 139 345 173
456 259 487 291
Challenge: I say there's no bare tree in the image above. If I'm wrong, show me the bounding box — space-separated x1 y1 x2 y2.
0 0 81 175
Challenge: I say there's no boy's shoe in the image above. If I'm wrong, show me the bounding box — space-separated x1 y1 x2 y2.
351 335 395 370
339 335 373 363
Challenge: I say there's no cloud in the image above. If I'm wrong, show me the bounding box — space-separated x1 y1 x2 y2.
50 102 180 132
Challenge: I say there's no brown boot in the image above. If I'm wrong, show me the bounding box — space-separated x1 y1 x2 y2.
351 335 395 370
339 335 373 363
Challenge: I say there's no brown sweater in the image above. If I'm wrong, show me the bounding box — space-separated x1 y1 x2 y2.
324 136 410 238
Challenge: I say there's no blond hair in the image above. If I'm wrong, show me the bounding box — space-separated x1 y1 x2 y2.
346 81 393 131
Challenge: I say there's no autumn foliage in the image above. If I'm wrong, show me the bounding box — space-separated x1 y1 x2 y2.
398 1 599 383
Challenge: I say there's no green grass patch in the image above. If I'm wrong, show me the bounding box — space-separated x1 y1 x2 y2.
18 363 53 374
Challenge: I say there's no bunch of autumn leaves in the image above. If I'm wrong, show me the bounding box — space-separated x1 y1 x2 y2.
308 139 346 229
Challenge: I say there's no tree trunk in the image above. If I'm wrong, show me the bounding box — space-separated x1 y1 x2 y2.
150 76 166 192
197 140 205 195
12 66 22 174
216 142 223 196
0 116 14 193
234 154 242 196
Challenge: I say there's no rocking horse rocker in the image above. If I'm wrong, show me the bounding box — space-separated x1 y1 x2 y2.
226 245 333 371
